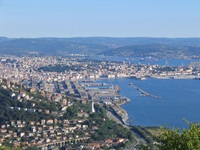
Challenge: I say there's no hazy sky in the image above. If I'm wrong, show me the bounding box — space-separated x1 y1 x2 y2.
0 0 200 38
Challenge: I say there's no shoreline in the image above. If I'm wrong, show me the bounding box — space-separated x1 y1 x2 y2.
106 98 130 126
95 77 200 128
79 75 200 82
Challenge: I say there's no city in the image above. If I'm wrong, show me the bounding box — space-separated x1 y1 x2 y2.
0 55 200 149
1 0 200 149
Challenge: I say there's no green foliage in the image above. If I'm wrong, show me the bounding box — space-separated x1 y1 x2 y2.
38 64 82 72
61 101 91 120
159 123 200 150
0 146 22 150
0 85 58 124
131 126 157 144
62 106 77 120
155 66 176 72
136 144 155 150
27 146 39 150
91 119 133 141
0 146 11 150
2 140 13 149
94 104 106 118
28 91 45 101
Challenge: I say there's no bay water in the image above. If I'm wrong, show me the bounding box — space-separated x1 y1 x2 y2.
99 78 200 128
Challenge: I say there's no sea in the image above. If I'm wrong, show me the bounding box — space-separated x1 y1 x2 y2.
99 78 200 129
95 57 200 129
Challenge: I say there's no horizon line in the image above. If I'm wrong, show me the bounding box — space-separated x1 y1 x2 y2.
1 36 200 39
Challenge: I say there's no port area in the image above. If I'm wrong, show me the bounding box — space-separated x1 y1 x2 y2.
129 83 161 99
78 80 130 125
100 96 130 125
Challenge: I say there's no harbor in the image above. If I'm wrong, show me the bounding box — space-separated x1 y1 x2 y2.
129 83 161 99
78 80 130 125
98 78 200 128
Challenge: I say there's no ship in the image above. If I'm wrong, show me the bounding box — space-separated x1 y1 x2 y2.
136 76 146 80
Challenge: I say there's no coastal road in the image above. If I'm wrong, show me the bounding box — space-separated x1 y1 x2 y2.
131 129 147 144
124 130 147 150
106 110 128 128
106 109 147 148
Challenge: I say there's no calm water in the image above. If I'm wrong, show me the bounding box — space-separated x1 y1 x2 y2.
99 78 200 128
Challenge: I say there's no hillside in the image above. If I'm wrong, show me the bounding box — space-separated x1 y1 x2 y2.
0 37 200 58
0 38 110 56
100 44 200 58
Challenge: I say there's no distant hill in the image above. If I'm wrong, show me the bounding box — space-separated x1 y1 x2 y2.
0 37 200 57
0 38 110 56
100 44 200 58
0 37 10 43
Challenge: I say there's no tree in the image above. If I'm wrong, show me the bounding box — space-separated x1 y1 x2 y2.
0 146 11 150
159 123 200 150
28 146 39 150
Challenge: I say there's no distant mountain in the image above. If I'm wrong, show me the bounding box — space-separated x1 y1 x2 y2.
100 44 200 58
0 38 110 56
0 37 10 43
0 37 200 57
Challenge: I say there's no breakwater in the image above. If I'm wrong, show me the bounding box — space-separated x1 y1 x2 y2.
129 83 161 99
99 78 200 128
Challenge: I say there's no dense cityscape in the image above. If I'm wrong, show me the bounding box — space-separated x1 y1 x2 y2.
0 54 200 149
1 0 200 149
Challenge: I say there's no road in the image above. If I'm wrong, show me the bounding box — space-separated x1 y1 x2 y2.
106 109 147 149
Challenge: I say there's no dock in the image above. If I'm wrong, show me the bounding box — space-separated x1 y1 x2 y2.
129 83 161 99
80 82 108 87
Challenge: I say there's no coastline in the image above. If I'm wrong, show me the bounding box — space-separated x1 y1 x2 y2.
116 99 130 125
95 77 200 128
116 99 129 106
106 98 130 126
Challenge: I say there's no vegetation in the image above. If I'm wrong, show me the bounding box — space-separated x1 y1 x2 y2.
158 123 200 150
145 127 165 138
89 105 134 143
0 146 11 150
5 80 200 150
155 66 176 72
61 101 91 120
131 126 158 144
91 119 134 141
0 85 59 124
38 64 83 72
101 44 200 58
139 123 200 150
1 37 200 58
0 81 133 149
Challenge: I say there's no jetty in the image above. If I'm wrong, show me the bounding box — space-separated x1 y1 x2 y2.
129 83 161 99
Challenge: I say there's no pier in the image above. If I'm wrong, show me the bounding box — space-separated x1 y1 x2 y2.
80 82 108 87
129 83 161 99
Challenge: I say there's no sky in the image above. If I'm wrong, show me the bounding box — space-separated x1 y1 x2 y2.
0 0 200 38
